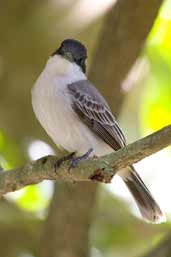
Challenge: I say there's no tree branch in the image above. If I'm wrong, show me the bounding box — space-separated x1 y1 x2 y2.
1 125 170 197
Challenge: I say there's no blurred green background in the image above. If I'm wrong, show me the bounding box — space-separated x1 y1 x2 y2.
0 0 171 257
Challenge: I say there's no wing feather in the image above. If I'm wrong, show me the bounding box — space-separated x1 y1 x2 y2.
68 80 126 151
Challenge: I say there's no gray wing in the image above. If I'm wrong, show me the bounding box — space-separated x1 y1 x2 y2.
67 80 126 151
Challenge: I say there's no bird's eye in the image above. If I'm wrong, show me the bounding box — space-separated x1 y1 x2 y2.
79 58 84 65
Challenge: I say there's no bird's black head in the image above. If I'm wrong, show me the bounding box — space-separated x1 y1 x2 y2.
52 39 87 73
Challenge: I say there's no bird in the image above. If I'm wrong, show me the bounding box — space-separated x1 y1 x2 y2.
32 38 165 223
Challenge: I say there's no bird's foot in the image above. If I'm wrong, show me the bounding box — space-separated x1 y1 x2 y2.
68 148 93 172
54 152 75 173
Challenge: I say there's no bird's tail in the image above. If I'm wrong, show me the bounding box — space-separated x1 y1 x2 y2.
119 166 166 223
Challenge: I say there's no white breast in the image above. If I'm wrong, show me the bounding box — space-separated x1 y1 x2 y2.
32 55 113 156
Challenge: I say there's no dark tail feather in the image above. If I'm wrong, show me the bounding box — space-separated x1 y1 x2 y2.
119 166 165 223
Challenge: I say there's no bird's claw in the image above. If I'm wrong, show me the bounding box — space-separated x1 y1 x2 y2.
68 148 93 172
54 152 75 173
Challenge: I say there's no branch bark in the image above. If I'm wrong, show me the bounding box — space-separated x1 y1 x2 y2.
1 125 170 197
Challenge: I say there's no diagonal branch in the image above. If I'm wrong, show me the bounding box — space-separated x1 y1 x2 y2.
0 125 171 197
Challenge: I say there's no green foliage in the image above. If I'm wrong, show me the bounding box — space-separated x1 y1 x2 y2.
16 185 48 212
0 131 23 169
92 187 166 257
140 0 171 134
